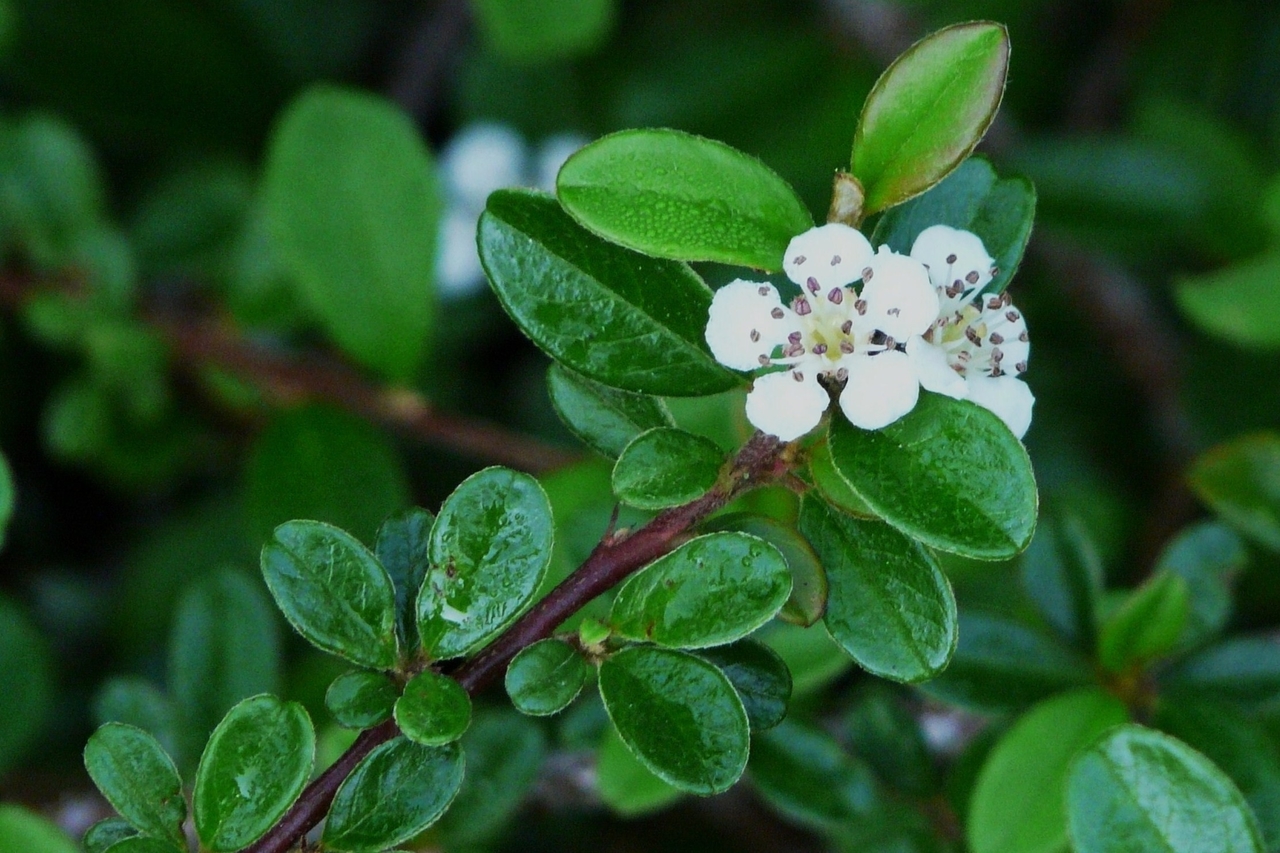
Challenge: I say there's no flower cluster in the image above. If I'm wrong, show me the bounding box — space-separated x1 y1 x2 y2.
705 223 1033 442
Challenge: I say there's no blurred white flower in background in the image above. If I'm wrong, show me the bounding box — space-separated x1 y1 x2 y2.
436 123 588 299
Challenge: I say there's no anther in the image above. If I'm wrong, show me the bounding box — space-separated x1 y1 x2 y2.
883 336 896 350
991 266 1000 277
990 366 1005 377
840 320 853 334
750 329 760 342
771 307 785 319
758 285 771 296
793 255 806 266
1001 292 1012 307
989 332 1004 344
966 270 980 284
946 254 957 264
831 255 842 266
807 276 820 294
854 299 868 315
991 347 1004 362
840 341 854 353
788 331 802 343
792 371 804 382
812 343 828 355
1019 331 1029 342
758 355 771 365
887 307 900 317
794 298 812 316
861 267 873 281
1006 310 1020 322
965 327 982 346
1015 361 1027 373
828 288 843 304
987 296 1002 310
947 283 964 298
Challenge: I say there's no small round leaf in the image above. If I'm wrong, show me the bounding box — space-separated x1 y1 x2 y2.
394 671 471 746
611 427 724 510
505 639 590 716
326 671 398 729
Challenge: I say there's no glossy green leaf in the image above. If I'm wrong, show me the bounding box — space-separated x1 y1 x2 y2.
169 570 280 755
799 498 956 683
193 695 314 852
479 189 736 396
852 22 1009 214
0 805 78 853
872 157 1035 294
1067 725 1263 853
547 363 674 458
922 611 1093 713
417 467 554 660
0 452 12 548
968 689 1128 853
0 595 54 774
375 508 435 651
749 720 879 832
1157 700 1280 851
845 684 937 796
1189 433 1280 551
611 427 724 510
827 393 1038 560
83 723 186 848
808 438 878 520
505 638 590 716
705 513 828 627
92 679 179 765
1019 511 1103 652
471 0 615 61
608 532 792 649
1098 571 1190 672
326 670 398 729
599 645 749 795
436 710 547 846
261 520 398 669
1161 635 1280 707
696 640 791 731
597 724 682 816
1177 251 1280 349
263 85 439 380
394 671 471 746
82 818 137 853
322 737 465 852
557 128 813 270
1157 521 1246 650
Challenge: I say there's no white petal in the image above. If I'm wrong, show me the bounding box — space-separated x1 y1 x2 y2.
838 351 921 430
907 337 967 398
783 223 873 291
436 209 485 298
983 300 1029 371
534 133 588 191
910 224 994 293
441 123 527 208
857 247 939 340
966 375 1035 439
705 280 794 371
744 370 829 441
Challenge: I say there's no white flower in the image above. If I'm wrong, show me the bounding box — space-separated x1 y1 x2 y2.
705 223 939 441
906 224 1035 438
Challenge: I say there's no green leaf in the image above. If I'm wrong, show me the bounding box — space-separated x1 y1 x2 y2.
696 640 791 731
417 467 554 660
374 508 435 651
872 157 1035 294
608 532 792 649
799 498 957 683
394 671 472 746
193 695 314 852
505 638 590 716
1161 635 1280 707
827 393 1038 560
263 85 440 380
471 0 615 61
93 679 180 768
760 622 853 697
1157 700 1280 851
326 670 398 729
0 594 54 774
704 513 829 627
261 520 399 669
808 439 877 520
83 723 186 848
436 710 547 847
1019 511 1103 652
478 189 737 396
556 128 813 270
852 22 1010 214
547 364 675 458
0 805 78 853
1177 251 1280 349
1189 433 1280 551
598 645 749 795
749 720 879 832
968 689 1129 853
83 818 137 853
845 684 937 796
1067 725 1263 853
597 724 682 816
0 451 13 549
922 611 1094 713
611 427 724 510
322 738 465 853
1097 571 1190 672
169 570 280 756
1157 522 1247 650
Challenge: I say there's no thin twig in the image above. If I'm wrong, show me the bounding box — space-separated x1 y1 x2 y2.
246 432 788 853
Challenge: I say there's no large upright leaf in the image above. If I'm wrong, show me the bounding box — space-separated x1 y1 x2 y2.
83 724 186 848
852 22 1009 214
261 521 398 669
828 393 1037 560
263 86 439 381
546 364 674 458
472 0 615 61
1157 521 1247 650
1189 433 1280 551
599 646 749 795
1067 725 1263 853
1177 251 1280 349
478 189 737 396
1018 512 1103 652
1161 635 1280 707
417 467 554 660
799 498 956 683
557 128 813 270
872 157 1035 294
0 805 78 853
1097 571 1189 672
